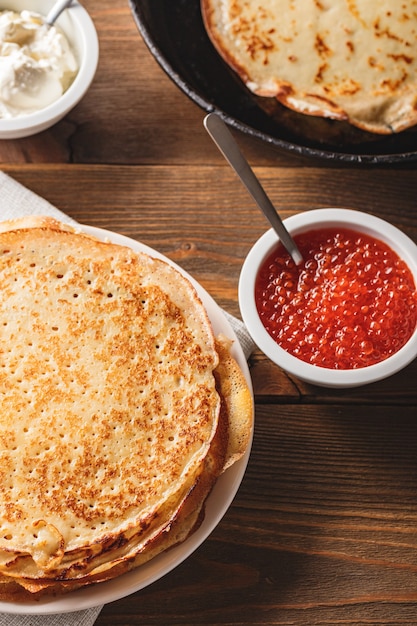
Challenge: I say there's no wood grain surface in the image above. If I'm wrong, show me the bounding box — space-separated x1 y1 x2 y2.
1 1 417 624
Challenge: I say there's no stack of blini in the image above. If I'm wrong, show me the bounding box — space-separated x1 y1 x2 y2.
0 216 253 600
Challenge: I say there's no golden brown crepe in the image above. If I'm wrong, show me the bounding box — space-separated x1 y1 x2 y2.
201 0 417 134
0 216 253 599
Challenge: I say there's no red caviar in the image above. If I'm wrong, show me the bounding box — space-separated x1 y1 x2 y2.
255 228 417 369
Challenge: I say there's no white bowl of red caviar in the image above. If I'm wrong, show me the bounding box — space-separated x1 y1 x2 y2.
239 208 417 388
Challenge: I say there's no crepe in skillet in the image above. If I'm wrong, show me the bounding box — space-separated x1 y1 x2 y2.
201 0 417 134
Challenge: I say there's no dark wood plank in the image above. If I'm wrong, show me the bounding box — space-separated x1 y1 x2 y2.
4 164 417 239
4 163 417 280
2 164 416 405
96 404 417 626
250 352 417 403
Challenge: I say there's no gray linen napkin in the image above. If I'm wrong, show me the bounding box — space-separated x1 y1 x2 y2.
0 171 255 624
0 610 104 626
0 171 77 225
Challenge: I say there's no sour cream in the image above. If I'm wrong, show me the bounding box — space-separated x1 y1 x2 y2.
0 10 78 118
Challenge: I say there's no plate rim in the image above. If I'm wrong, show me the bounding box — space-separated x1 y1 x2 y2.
0 224 254 615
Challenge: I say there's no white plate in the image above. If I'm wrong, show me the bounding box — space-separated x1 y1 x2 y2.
0 225 254 615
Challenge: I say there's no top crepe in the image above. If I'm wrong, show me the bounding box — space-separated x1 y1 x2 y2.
201 0 417 134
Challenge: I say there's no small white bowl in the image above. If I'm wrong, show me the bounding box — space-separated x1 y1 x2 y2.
239 208 417 388
0 0 99 139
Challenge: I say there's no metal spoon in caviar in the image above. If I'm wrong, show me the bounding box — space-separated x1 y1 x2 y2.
204 113 303 266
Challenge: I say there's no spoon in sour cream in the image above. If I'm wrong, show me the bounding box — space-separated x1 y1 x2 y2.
44 0 73 26
204 113 303 266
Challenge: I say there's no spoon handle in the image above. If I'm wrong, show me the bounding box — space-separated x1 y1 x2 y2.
45 0 73 25
204 113 303 266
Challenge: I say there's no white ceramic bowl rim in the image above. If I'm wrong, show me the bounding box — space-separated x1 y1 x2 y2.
239 208 417 387
0 0 98 133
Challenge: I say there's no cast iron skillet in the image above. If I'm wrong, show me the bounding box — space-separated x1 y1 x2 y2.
129 0 417 164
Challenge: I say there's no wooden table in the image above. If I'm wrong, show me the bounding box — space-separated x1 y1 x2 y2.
2 1 417 624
